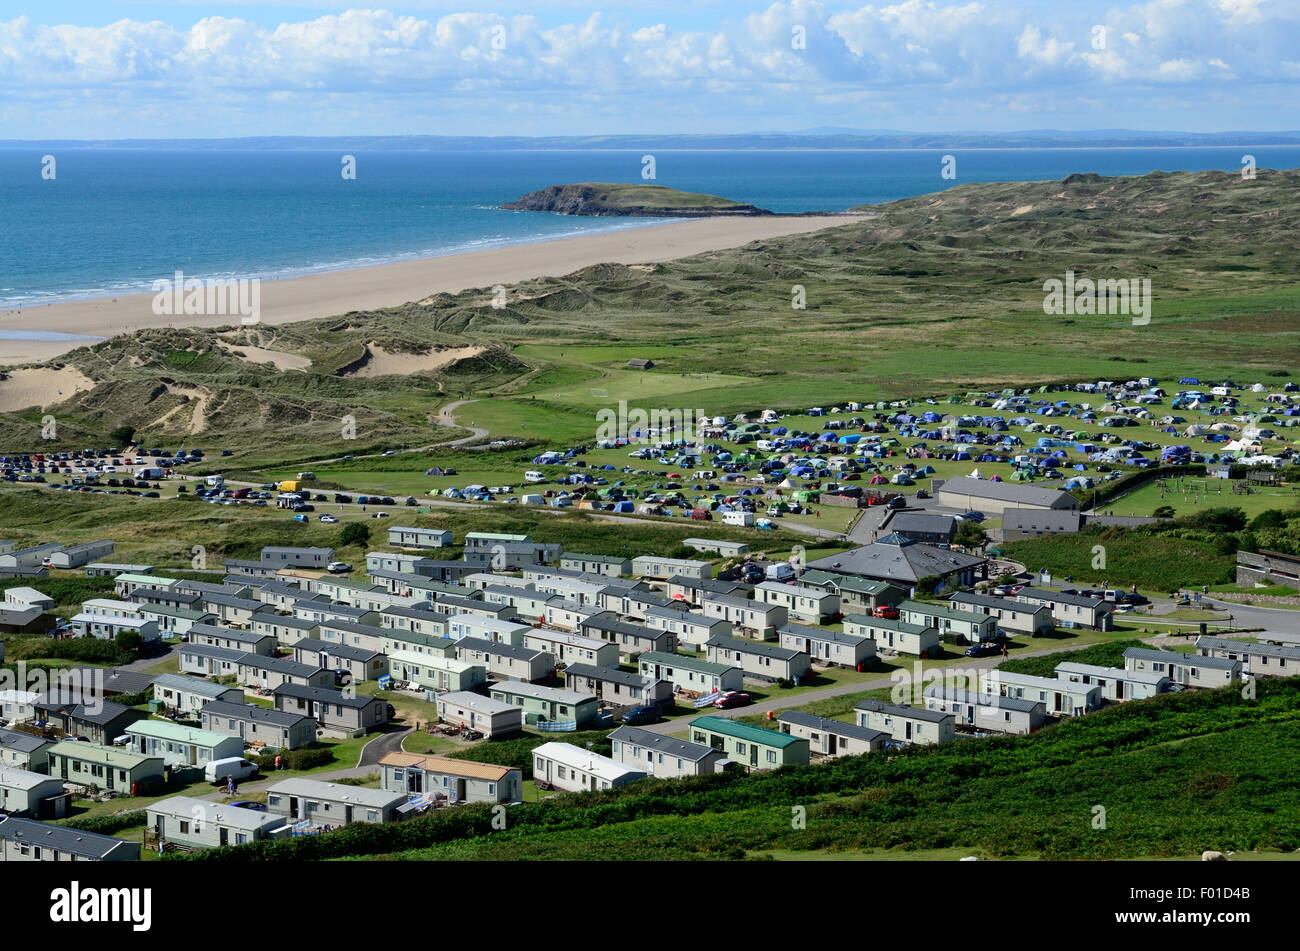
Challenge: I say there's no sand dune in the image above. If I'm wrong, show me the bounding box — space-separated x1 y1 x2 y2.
340 344 484 379
217 340 312 371
0 215 862 365
0 367 95 412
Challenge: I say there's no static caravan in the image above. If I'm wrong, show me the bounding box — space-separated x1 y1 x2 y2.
532 741 646 793
488 681 599 729
579 614 676 662
753 581 840 624
564 663 673 709
0 728 52 772
637 651 743 696
899 600 997 643
778 623 875 670
608 726 732 778
0 767 67 818
923 685 1045 735
265 778 406 827
521 627 619 668
853 699 955 746
980 670 1103 717
700 594 788 641
1195 635 1300 678
147 796 287 849
842 615 941 657
200 701 318 750
124 720 244 767
1055 662 1168 701
453 637 554 683
379 752 522 806
948 592 1054 637
559 553 630 577
446 615 530 645
777 712 886 758
704 635 810 683
152 674 244 719
273 684 390 737
388 650 487 694
0 816 139 862
632 556 712 582
292 639 387 683
688 716 810 770
435 691 523 738
1124 647 1240 689
387 526 454 549
643 605 732 650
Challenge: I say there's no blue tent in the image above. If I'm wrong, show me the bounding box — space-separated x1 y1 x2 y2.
1073 463 1087 470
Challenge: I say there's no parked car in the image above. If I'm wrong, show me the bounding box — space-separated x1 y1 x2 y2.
965 642 1002 658
327 561 353 574
619 705 663 726
872 605 900 620
713 691 753 709
320 514 339 524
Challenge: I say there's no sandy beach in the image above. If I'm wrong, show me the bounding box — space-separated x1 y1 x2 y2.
0 215 859 367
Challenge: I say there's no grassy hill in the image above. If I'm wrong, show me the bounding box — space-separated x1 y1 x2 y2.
4 168 1300 464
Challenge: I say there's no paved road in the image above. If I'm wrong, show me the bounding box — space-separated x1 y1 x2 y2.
357 726 413 767
1196 597 1300 636
190 729 405 803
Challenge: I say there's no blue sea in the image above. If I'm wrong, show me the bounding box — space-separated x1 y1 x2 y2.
1 146 1297 311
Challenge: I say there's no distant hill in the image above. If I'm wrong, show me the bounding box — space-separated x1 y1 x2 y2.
6 130 1300 150
501 182 773 217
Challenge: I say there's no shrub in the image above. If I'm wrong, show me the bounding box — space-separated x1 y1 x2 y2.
63 810 147 834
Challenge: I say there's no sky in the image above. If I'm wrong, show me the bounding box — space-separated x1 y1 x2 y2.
0 0 1297 139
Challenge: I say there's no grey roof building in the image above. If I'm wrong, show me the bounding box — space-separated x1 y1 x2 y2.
805 533 985 588
0 816 140 861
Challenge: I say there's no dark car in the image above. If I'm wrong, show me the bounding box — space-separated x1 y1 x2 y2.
965 642 1002 658
619 705 663 726
227 800 267 811
1121 593 1150 605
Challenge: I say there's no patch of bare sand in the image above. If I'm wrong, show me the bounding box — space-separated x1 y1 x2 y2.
217 340 312 371
161 382 211 434
341 344 485 379
0 367 94 412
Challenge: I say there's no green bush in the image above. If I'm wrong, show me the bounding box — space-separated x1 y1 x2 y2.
252 746 336 772
63 810 147 834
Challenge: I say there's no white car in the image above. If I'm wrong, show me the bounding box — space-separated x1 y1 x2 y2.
320 514 339 524
327 561 353 573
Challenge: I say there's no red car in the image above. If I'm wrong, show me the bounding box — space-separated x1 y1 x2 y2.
872 605 900 620
713 691 753 709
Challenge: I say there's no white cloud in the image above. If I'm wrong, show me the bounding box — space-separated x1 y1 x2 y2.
0 2 1297 136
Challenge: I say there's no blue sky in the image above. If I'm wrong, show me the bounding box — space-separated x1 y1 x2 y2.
1 1 1297 138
